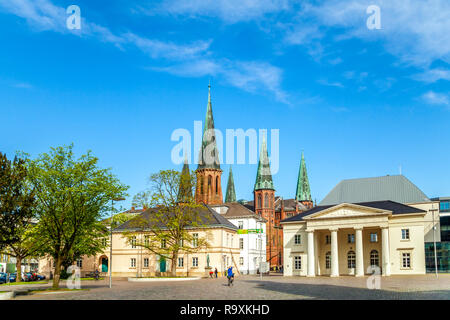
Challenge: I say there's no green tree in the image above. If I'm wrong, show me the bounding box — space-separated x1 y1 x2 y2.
126 169 210 277
0 152 35 251
7 223 40 282
26 145 128 288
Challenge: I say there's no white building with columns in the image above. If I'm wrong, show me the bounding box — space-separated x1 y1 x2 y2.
282 200 427 277
281 175 439 277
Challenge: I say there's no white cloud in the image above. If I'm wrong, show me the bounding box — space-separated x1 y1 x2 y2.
0 0 288 102
155 0 290 23
413 68 450 83
422 91 450 106
317 79 344 88
296 0 450 68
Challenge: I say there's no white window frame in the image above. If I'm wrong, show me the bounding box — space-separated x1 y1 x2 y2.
192 257 198 267
239 257 244 266
348 234 355 244
370 232 378 243
178 257 184 268
294 256 302 270
130 258 136 268
401 229 410 240
401 252 412 269
76 259 82 268
143 258 149 268
239 238 244 250
294 234 301 245
131 236 137 248
192 233 199 248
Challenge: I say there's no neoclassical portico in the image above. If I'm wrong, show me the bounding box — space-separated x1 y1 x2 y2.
282 201 427 277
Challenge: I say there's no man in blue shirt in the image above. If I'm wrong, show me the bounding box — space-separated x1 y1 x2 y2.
227 266 234 286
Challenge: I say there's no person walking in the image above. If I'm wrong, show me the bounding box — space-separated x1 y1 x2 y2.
214 267 218 278
227 266 234 287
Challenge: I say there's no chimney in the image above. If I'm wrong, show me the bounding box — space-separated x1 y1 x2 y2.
131 206 135 211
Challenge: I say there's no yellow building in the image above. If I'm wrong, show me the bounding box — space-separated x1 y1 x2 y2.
39 204 240 278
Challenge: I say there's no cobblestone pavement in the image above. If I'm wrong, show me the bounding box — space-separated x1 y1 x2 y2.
12 274 450 300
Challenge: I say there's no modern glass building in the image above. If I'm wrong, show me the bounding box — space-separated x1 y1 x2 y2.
427 197 450 272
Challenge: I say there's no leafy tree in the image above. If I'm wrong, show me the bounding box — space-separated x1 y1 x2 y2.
125 169 210 276
7 223 40 282
25 145 128 288
0 152 35 251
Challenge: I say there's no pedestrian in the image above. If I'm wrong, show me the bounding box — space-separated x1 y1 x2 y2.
209 270 214 278
227 266 234 287
214 267 218 278
94 268 100 281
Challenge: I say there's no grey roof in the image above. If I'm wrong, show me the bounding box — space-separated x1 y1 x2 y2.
319 175 430 206
115 204 237 232
281 200 426 223
209 202 266 222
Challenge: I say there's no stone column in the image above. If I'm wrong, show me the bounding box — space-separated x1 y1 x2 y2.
307 230 315 277
330 228 339 277
381 227 391 276
355 227 364 277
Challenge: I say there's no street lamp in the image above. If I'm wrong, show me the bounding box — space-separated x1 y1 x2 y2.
109 197 125 289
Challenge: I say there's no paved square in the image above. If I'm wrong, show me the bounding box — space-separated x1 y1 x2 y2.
9 274 450 300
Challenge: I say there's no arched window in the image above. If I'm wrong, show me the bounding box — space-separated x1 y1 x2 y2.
370 250 379 266
258 195 262 208
215 176 219 194
325 252 331 269
208 175 212 193
264 194 269 208
347 251 356 269
271 194 274 208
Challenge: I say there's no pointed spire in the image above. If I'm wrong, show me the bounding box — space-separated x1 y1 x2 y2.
254 137 275 191
198 82 220 170
295 151 312 202
225 166 236 203
178 157 193 203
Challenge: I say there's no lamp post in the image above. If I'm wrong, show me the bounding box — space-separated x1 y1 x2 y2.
109 197 125 289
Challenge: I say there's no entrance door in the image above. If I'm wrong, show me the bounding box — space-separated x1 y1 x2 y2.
101 258 108 272
160 257 166 273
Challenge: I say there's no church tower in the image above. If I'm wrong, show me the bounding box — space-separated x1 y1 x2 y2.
177 157 193 204
225 166 236 203
253 137 277 268
195 83 223 205
295 152 313 209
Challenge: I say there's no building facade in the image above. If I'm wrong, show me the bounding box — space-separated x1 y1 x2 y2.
282 201 427 277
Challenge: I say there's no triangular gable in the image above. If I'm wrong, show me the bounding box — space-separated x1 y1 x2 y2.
303 203 391 220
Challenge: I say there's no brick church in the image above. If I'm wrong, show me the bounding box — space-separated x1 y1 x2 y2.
193 84 314 270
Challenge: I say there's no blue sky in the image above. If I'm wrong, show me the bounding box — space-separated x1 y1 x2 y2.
1 0 450 208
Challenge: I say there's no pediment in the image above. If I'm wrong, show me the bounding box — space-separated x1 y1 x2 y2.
304 203 390 220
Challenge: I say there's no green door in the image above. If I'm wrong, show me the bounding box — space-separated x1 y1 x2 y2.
101 258 108 272
160 257 166 273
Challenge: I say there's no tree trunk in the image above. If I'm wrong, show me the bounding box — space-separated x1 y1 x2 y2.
52 256 62 289
171 252 178 277
16 257 22 283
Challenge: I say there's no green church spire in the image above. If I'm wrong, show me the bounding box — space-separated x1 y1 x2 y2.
198 82 220 170
225 166 236 203
254 137 275 191
178 157 193 202
295 151 312 202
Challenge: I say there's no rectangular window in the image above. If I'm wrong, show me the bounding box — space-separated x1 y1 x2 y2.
161 239 166 248
130 258 136 268
239 238 244 250
179 238 184 247
192 257 198 267
131 236 137 248
239 257 244 266
144 258 149 268
178 257 184 268
144 235 149 246
348 234 355 244
401 229 410 240
370 233 378 243
325 235 331 244
192 233 199 248
76 259 82 268
402 253 411 268
101 238 107 247
238 221 243 229
294 256 302 270
294 234 301 245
